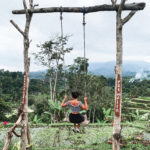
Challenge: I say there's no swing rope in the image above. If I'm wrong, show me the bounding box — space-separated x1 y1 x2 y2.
60 7 67 94
82 7 87 97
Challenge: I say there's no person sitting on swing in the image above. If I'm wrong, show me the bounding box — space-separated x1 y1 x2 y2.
61 91 88 133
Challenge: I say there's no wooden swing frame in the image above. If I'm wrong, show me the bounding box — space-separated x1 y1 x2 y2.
3 1 145 150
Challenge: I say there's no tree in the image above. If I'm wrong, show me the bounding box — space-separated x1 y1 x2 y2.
0 98 10 121
130 86 139 98
67 58 114 122
33 35 72 101
67 57 88 92
86 75 114 122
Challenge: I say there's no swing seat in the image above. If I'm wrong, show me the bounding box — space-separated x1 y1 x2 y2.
81 114 90 125
63 114 89 125
81 119 89 125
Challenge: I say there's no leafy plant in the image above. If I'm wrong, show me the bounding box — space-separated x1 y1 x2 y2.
12 142 21 150
129 110 143 121
0 98 11 121
33 115 41 124
80 110 87 114
102 108 113 122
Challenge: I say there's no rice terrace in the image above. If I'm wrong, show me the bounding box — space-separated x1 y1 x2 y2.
0 0 150 150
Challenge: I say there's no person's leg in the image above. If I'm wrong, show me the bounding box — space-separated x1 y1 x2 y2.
77 124 80 129
72 123 76 132
76 124 80 133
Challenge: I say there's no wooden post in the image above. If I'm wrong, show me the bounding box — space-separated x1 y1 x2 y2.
3 0 33 150
11 3 145 14
113 0 136 150
3 114 22 150
21 1 33 149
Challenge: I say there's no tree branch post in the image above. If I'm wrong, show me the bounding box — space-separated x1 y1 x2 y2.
3 113 23 150
113 1 125 149
111 0 117 6
113 1 137 150
10 20 25 36
122 11 136 25
12 3 145 14
3 0 33 150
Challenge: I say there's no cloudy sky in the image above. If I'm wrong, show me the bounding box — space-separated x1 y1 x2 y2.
0 0 149 71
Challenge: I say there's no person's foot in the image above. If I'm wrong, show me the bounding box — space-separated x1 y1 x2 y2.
76 128 80 133
72 127 76 132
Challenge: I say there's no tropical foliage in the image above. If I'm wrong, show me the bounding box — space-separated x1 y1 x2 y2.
0 36 150 123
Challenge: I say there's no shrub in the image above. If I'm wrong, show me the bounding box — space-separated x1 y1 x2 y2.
0 98 11 121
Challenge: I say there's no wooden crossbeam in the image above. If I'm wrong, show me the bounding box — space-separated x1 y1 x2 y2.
12 3 145 14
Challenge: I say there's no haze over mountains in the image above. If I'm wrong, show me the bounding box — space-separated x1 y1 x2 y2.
30 61 150 79
88 61 150 77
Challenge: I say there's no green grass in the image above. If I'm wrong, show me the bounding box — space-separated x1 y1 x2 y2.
138 97 150 101
131 99 150 104
31 143 112 150
127 101 149 108
1 122 150 150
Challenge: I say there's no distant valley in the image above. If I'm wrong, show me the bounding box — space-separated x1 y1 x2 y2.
30 61 150 79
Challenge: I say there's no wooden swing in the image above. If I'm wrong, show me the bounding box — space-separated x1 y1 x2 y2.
60 8 89 125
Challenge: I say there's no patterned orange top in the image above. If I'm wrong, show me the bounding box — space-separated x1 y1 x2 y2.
61 98 88 110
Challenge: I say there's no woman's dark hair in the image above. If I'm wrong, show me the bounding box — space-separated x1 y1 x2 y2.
71 91 80 99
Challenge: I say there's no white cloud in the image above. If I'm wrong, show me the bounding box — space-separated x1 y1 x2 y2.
0 0 149 71
124 56 150 63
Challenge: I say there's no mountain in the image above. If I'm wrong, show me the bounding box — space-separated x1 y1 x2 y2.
89 61 150 77
30 61 150 79
30 70 46 79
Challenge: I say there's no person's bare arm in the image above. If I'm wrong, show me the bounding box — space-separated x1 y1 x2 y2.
81 97 88 110
61 95 68 107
